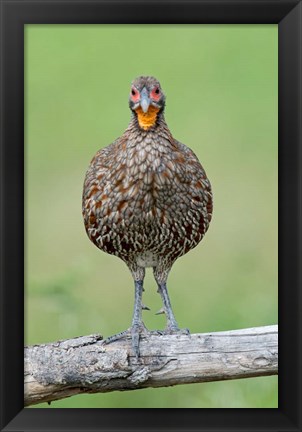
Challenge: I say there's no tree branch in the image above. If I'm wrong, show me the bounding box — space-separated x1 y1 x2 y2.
24 325 278 406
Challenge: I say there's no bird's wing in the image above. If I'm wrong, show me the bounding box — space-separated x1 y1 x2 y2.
173 139 213 223
82 138 121 232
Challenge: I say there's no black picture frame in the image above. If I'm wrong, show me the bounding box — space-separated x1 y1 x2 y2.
0 0 301 431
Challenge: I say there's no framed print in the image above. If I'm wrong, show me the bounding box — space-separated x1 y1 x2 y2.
0 0 301 431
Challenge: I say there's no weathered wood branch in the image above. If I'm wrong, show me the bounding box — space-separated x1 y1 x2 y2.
24 325 278 406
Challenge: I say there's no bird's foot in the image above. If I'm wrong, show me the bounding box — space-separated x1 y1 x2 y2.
103 329 132 344
103 322 149 358
158 323 190 336
154 309 190 336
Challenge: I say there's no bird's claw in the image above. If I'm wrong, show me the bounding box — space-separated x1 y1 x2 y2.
169 324 190 334
162 325 190 336
155 307 165 315
103 322 149 358
103 329 131 344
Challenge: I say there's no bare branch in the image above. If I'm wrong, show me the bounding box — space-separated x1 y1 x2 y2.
24 325 278 406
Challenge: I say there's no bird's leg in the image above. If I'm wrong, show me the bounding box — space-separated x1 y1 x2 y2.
104 267 149 357
130 279 148 356
154 266 189 335
156 282 180 332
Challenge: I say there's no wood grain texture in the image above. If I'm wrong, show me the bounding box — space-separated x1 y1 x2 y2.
24 325 278 406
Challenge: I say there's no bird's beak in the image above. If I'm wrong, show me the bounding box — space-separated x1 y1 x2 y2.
140 87 150 113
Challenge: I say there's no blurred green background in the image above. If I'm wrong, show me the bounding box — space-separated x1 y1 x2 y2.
25 25 278 408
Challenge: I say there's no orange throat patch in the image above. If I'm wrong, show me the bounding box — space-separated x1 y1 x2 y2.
135 106 160 130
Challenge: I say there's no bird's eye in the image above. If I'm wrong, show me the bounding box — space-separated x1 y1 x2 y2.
130 88 140 103
130 87 140 103
151 87 161 100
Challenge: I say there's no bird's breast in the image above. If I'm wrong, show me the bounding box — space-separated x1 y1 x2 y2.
83 133 211 261
108 137 179 215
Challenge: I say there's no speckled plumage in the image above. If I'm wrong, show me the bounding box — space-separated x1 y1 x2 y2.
82 76 213 356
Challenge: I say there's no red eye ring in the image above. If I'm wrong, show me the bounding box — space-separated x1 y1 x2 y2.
151 87 161 101
130 87 140 102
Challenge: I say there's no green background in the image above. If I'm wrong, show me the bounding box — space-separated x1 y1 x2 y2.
25 25 278 408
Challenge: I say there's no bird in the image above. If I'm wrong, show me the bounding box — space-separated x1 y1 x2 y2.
82 76 213 357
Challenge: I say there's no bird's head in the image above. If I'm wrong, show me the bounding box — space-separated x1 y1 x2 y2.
129 76 165 130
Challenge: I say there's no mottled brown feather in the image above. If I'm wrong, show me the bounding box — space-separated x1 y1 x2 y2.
82 83 212 283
